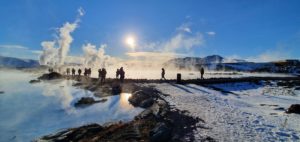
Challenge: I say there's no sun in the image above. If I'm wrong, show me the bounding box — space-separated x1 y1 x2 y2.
125 35 136 49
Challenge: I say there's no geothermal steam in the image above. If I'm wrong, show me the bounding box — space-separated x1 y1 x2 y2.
39 8 84 66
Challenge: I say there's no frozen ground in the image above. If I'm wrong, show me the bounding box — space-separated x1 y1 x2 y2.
147 82 300 141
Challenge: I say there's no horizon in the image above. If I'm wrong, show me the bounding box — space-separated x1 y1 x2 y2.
1 0 300 63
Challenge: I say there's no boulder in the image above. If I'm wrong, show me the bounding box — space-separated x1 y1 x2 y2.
150 122 171 142
75 97 107 107
38 72 63 80
29 79 41 84
286 104 300 114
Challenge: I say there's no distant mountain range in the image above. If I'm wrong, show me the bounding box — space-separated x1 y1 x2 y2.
0 56 39 68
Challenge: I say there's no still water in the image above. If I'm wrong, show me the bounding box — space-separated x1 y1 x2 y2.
0 70 143 142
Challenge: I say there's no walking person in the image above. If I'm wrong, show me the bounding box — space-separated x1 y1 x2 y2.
161 68 166 80
200 67 205 79
98 68 102 80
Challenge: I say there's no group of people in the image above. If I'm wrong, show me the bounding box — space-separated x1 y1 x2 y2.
65 66 205 82
98 68 107 83
116 67 125 82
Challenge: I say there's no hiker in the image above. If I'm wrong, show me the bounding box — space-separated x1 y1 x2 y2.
101 68 107 83
78 69 82 76
66 68 70 75
84 68 87 76
200 67 205 79
88 68 92 77
161 68 166 80
71 68 75 76
119 67 125 82
98 68 102 79
116 69 120 79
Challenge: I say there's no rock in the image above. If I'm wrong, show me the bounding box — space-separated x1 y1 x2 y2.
29 79 40 84
74 97 107 107
112 84 122 94
38 72 63 80
140 98 154 108
274 107 285 111
0 91 4 94
286 104 300 114
150 122 171 142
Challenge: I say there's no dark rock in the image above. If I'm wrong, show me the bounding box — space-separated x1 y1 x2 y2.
140 98 154 108
295 87 300 90
150 122 171 142
286 104 300 114
74 97 107 107
38 72 63 80
112 84 122 94
274 107 285 111
0 91 4 94
29 79 40 84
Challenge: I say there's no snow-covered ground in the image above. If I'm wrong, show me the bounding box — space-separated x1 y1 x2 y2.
147 82 300 141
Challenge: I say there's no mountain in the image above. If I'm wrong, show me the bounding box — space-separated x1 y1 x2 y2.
166 55 245 69
0 56 39 68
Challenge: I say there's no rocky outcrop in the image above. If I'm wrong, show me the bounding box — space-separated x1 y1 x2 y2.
29 79 41 83
286 104 300 114
74 97 107 107
38 72 63 80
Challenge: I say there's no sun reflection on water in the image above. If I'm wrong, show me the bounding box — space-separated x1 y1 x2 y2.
120 93 133 110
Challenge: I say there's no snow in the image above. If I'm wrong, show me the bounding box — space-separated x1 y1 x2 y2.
147 82 300 141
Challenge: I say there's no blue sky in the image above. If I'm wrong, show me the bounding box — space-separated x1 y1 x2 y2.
0 0 300 61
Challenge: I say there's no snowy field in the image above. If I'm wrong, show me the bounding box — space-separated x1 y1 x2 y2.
146 82 300 141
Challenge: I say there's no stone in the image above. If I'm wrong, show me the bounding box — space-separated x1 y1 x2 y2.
38 72 63 80
150 122 171 142
286 104 300 114
74 97 107 107
29 79 40 83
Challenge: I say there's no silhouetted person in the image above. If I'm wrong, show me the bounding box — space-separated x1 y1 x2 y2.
98 68 102 79
48 68 53 73
66 68 70 75
88 68 92 77
78 69 82 76
119 67 125 82
71 68 75 76
200 67 204 79
116 69 120 79
161 68 166 80
84 68 88 76
101 68 107 83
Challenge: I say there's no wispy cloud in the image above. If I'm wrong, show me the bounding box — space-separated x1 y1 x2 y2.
0 44 28 49
206 31 216 36
247 45 291 62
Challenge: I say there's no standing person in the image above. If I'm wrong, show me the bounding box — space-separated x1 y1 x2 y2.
71 68 75 76
200 67 205 79
98 68 102 80
119 67 125 82
161 68 166 80
116 69 120 79
78 68 82 76
101 68 107 83
88 68 92 77
66 68 70 75
84 68 87 76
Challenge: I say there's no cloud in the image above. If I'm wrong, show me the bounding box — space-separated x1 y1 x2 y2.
176 23 192 33
206 31 216 36
141 23 204 53
31 50 43 55
78 7 85 16
0 45 28 49
246 45 291 62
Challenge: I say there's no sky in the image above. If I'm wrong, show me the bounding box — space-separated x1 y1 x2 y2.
0 0 300 62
